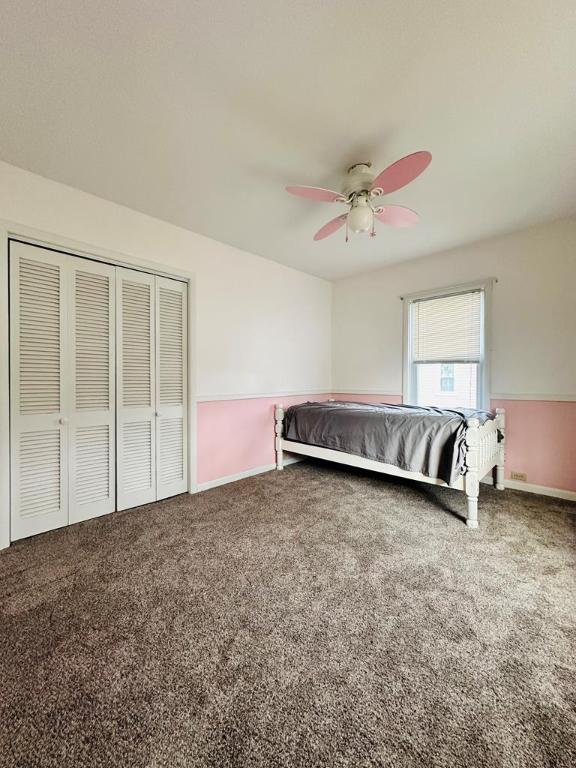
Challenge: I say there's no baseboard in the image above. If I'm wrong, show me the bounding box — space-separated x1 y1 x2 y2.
481 475 576 501
196 457 302 492
502 479 576 502
197 461 575 502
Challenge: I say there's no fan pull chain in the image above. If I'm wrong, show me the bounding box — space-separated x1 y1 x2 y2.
345 218 349 243
370 210 376 238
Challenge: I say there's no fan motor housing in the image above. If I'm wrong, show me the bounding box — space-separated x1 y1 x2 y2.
343 163 374 197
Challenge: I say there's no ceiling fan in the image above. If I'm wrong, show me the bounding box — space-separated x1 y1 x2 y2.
286 151 432 241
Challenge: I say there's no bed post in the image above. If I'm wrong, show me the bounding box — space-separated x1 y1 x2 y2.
495 407 506 490
464 417 480 529
275 404 284 470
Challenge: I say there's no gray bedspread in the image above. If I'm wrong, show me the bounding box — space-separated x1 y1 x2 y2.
283 401 495 486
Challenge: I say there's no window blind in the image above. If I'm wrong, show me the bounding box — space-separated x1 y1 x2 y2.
411 290 482 363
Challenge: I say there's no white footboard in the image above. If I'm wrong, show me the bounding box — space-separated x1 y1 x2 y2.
464 408 505 528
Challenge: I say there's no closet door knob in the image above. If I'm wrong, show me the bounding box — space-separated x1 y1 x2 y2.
59 417 69 425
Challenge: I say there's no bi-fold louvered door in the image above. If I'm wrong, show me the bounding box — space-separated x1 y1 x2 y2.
116 269 156 510
68 259 116 523
116 270 188 510
155 277 188 501
10 242 69 540
10 241 188 541
10 242 116 539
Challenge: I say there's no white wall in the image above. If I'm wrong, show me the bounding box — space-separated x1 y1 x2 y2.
0 161 332 397
333 218 576 399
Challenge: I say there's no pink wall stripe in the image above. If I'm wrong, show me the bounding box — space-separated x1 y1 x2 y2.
335 395 576 492
197 394 330 485
491 399 576 492
197 394 576 493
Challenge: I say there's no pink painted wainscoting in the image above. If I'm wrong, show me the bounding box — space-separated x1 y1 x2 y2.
197 394 331 485
198 393 575 493
336 395 576 493
491 399 576 492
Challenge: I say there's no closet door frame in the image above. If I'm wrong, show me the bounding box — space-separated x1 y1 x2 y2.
0 224 197 550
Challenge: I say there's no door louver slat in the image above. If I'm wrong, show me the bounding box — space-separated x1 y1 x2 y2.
123 422 153 494
122 281 152 408
18 432 61 518
19 257 60 415
159 418 185 483
159 287 184 406
75 425 110 505
75 271 111 411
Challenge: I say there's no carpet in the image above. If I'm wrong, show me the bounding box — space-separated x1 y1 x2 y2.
1 461 575 767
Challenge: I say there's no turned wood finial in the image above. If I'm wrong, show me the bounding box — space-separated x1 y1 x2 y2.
275 404 284 470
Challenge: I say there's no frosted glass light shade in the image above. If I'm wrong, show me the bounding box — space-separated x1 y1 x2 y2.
348 204 372 233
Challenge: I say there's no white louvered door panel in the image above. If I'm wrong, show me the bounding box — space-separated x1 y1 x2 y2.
116 268 156 510
69 260 116 523
155 277 188 499
9 241 69 541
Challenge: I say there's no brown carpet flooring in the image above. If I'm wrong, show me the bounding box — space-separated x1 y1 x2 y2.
1 461 575 768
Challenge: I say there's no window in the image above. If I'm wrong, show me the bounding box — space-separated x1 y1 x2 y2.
440 364 454 392
403 283 490 410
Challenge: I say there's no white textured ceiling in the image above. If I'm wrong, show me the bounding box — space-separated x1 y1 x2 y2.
1 0 575 279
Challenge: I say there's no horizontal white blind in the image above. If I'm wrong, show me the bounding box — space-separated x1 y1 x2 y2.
412 290 482 363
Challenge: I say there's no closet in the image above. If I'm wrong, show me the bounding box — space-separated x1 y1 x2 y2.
9 240 188 541
116 268 188 510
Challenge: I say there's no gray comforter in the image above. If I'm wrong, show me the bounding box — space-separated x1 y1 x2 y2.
283 401 495 486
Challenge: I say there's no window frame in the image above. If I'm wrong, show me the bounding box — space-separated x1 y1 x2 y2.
402 279 493 410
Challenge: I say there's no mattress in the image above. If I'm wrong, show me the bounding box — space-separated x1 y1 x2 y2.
283 401 495 486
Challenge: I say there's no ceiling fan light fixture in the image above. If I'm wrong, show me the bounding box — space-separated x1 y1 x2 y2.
287 150 431 242
348 199 372 233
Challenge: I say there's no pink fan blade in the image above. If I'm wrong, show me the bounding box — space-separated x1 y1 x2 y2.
371 151 432 196
375 205 419 228
313 214 348 241
286 185 343 202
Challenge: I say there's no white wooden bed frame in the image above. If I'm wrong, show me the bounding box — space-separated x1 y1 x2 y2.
274 402 505 528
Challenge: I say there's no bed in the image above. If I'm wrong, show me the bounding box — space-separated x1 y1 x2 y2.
274 400 505 528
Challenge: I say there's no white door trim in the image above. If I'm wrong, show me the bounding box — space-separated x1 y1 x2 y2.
0 220 197 549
